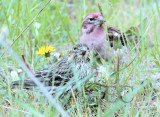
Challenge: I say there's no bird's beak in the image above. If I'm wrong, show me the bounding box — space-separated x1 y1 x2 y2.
96 16 106 25
81 50 86 55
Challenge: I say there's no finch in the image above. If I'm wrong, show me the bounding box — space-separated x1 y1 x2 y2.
80 13 139 60
10 44 94 97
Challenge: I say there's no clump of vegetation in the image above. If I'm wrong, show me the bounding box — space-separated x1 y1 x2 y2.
0 0 160 116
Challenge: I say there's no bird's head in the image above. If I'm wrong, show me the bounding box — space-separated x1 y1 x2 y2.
82 13 106 28
80 13 106 37
69 44 90 63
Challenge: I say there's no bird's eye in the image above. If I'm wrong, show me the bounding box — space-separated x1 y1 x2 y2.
89 18 95 21
73 47 77 50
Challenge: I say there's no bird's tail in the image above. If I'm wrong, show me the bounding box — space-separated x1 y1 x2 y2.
124 16 153 47
125 33 139 46
10 79 37 89
125 19 154 48
10 79 55 93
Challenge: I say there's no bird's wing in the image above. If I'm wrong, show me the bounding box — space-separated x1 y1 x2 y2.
53 58 73 86
107 26 127 48
107 26 122 38
106 26 139 48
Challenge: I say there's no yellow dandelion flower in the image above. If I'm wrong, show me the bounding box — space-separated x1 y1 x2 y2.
36 45 56 57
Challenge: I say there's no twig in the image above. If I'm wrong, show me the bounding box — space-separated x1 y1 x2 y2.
22 55 35 74
117 55 119 83
1 0 51 57
71 87 77 104
98 3 103 16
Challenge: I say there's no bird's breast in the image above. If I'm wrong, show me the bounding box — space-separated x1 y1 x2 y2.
80 27 105 50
